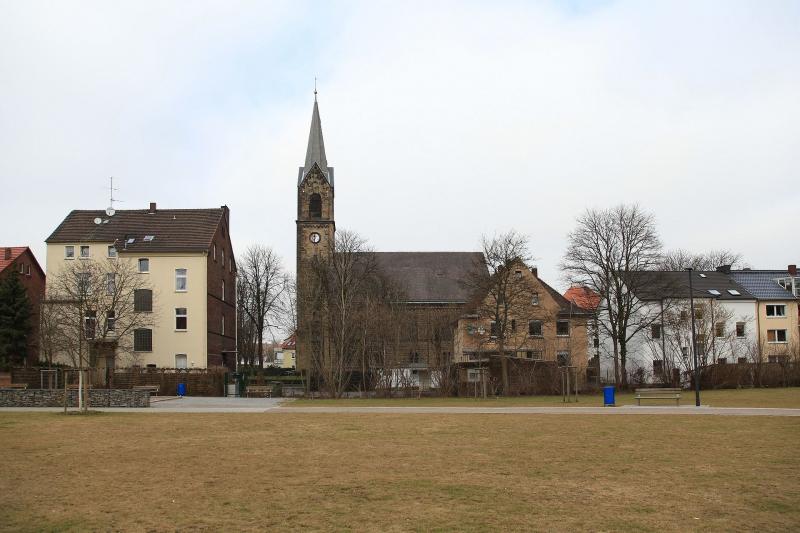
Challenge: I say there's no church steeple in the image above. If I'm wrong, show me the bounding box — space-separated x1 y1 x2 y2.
300 95 332 184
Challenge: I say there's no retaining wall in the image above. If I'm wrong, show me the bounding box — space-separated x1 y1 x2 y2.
0 389 150 408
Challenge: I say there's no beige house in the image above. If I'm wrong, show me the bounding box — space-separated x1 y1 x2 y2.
731 266 799 361
44 203 237 369
454 263 591 392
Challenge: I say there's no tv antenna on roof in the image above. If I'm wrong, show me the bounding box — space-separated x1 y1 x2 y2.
106 176 120 216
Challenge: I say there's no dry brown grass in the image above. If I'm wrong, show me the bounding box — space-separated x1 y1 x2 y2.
1 412 798 532
290 386 800 408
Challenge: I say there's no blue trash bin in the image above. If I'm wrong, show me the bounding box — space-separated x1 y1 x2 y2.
177 383 186 397
603 386 615 406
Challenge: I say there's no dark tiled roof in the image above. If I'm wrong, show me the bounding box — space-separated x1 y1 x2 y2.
630 271 755 301
46 208 225 253
374 252 485 303
730 270 797 300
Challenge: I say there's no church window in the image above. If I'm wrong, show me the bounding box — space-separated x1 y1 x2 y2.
309 193 322 218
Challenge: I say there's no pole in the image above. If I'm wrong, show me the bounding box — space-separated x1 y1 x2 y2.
686 268 700 407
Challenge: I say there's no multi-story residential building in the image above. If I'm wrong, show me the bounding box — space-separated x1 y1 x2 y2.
44 203 236 369
275 335 296 370
596 270 757 383
730 265 799 362
0 247 46 365
454 264 591 389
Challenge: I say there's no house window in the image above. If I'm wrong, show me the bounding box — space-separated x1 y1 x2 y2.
736 322 746 338
694 305 704 320
221 314 225 336
106 273 115 295
766 305 786 317
531 293 539 306
510 319 516 332
134 329 153 352
767 329 787 343
80 245 90 258
653 359 664 374
557 351 570 366
175 354 188 369
556 320 570 337
134 289 153 312
138 258 149 273
768 355 787 364
717 358 727 365
19 263 24 274
715 322 725 338
107 245 117 258
489 321 499 338
84 311 96 339
106 310 115 332
213 244 216 261
309 193 322 218
528 320 542 337
467 368 482 383
221 279 225 301
25 264 30 276
651 323 662 339
175 268 187 291
65 245 75 259
514 270 522 279
696 334 707 356
76 272 91 294
593 335 600 348
222 253 225 267
527 350 542 360
175 308 187 331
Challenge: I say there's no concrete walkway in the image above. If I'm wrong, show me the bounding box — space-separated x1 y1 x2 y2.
1 396 799 416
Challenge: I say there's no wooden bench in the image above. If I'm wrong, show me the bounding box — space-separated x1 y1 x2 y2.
246 385 272 398
1 383 28 390
133 385 160 396
635 387 681 406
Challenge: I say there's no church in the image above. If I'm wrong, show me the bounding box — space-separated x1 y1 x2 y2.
294 96 590 395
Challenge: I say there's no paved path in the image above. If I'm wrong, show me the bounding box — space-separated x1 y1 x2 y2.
1 396 799 416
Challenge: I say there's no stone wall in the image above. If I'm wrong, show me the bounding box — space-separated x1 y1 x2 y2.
0 389 150 408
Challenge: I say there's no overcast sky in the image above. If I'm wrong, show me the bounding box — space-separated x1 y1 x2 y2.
1 1 798 290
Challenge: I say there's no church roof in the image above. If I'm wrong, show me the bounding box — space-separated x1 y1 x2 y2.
299 98 333 185
374 252 485 304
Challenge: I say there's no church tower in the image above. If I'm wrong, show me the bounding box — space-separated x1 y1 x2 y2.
295 94 334 376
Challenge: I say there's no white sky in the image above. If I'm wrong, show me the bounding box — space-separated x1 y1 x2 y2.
1 1 798 291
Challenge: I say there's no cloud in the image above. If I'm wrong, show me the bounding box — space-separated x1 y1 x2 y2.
1 1 798 288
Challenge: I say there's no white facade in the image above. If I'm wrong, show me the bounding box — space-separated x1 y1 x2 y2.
597 296 757 384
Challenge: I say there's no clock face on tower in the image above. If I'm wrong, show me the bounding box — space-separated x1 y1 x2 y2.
309 232 321 244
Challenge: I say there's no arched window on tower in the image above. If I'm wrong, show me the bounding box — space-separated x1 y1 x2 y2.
309 193 322 218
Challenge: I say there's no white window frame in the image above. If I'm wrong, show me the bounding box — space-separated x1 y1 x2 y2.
556 320 570 337
221 314 225 336
175 268 188 292
767 329 788 344
107 245 117 258
766 304 786 318
175 353 188 369
79 245 90 259
106 273 115 295
735 322 746 338
65 245 75 259
221 279 225 301
175 308 188 331
138 258 150 273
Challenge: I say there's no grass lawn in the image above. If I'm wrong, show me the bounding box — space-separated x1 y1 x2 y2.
288 386 800 409
1 412 798 531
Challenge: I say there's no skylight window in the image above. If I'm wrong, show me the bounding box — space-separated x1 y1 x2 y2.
708 289 721 296
727 289 740 295
699 274 707 278
126 238 135 244
143 235 155 242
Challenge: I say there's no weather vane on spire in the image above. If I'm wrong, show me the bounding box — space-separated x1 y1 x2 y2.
314 77 317 101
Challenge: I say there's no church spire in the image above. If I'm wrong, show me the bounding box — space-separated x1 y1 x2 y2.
303 95 328 178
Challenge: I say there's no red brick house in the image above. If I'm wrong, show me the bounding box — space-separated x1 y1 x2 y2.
0 247 46 365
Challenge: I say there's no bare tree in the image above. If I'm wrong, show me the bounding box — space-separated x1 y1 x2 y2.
236 274 258 366
45 257 156 410
307 230 380 398
660 249 746 271
238 245 287 368
561 204 663 388
461 230 542 394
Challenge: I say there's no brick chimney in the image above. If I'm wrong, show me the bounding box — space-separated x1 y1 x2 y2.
530 267 538 278
149 202 157 214
789 264 797 277
3 248 10 260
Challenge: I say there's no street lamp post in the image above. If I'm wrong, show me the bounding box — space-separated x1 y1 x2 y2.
686 268 701 407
